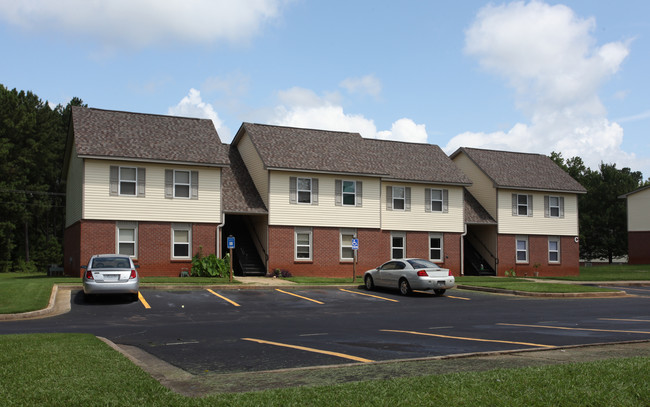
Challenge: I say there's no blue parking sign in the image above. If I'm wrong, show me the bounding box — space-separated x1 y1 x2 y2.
351 238 359 250
227 236 235 249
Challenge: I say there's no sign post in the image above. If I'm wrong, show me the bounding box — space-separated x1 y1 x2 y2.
227 235 235 283
351 237 359 283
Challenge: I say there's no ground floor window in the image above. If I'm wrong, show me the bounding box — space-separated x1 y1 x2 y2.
172 223 192 259
516 235 528 263
295 227 312 261
340 229 356 261
429 233 443 262
391 232 406 259
549 236 560 263
116 221 138 257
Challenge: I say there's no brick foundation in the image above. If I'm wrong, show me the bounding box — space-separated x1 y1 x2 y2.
497 234 580 277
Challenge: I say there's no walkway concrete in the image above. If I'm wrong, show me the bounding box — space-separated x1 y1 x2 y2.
235 276 297 286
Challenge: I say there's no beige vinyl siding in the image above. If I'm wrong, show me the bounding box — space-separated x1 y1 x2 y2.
268 171 381 228
382 183 465 233
627 188 650 231
237 132 269 207
452 152 496 218
497 189 578 235
84 160 221 223
65 150 84 227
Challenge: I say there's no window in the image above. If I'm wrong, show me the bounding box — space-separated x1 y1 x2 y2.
116 222 137 257
549 237 560 263
165 170 198 199
295 227 312 260
426 188 449 213
340 229 356 261
512 194 533 216
516 235 528 263
342 181 356 205
290 177 319 205
335 180 363 207
172 223 191 259
109 166 145 197
174 170 191 198
545 196 564 218
386 186 410 211
391 232 406 259
429 233 443 261
393 187 405 210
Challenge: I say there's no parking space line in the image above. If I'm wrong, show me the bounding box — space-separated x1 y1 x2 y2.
242 338 374 363
498 323 650 335
275 289 324 304
381 329 554 348
206 289 240 307
138 292 151 309
447 295 471 301
339 288 399 302
599 318 650 323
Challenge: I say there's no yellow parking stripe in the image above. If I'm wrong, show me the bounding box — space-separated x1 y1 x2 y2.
498 323 650 335
207 289 241 307
447 295 471 301
242 338 374 363
339 288 399 302
275 289 324 304
381 329 554 348
138 292 151 309
599 318 650 323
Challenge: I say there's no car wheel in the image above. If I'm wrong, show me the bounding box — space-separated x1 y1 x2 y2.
434 289 446 296
399 279 411 296
364 275 375 291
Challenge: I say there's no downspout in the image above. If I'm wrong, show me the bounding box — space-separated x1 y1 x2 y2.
217 215 226 258
460 223 468 276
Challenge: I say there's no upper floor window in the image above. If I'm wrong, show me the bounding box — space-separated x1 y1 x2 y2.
174 170 191 198
289 177 319 205
545 196 565 218
165 169 198 199
512 194 533 217
426 188 448 213
109 166 145 197
386 186 411 211
335 180 363 207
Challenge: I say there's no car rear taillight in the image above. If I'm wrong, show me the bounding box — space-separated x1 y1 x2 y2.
130 269 137 279
85 270 93 280
417 270 428 277
448 270 453 276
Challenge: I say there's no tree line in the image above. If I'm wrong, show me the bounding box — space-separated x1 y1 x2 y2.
0 84 646 272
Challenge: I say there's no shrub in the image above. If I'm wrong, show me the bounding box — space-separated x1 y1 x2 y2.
191 247 230 277
267 268 292 278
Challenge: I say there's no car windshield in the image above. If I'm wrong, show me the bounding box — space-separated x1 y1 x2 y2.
406 259 439 269
91 257 131 269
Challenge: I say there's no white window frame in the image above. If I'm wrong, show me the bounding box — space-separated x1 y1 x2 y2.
297 177 312 204
171 223 192 259
174 170 191 199
391 232 406 259
295 227 313 261
516 194 530 216
429 233 443 262
430 189 443 212
340 229 356 261
549 196 561 218
392 186 405 211
342 180 356 206
549 236 561 263
116 222 138 258
516 235 528 263
119 167 137 196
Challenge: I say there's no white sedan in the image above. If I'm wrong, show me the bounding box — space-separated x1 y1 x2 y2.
364 258 455 296
82 254 140 301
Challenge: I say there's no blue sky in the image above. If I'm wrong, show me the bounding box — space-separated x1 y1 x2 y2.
1 1 649 178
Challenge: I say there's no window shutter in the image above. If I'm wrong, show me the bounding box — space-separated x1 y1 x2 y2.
442 189 449 213
544 195 550 218
289 177 297 204
109 166 119 196
191 171 199 199
335 179 342 206
405 187 411 211
527 194 533 217
512 194 517 216
165 170 173 199
137 168 146 197
386 186 393 210
559 197 565 218
356 181 362 207
425 188 431 213
311 178 319 205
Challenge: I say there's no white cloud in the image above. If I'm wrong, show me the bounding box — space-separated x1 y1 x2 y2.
168 88 231 141
448 0 634 171
269 87 426 143
340 74 382 97
0 0 287 48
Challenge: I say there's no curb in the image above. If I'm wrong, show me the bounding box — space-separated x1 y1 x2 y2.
0 284 60 321
456 284 628 297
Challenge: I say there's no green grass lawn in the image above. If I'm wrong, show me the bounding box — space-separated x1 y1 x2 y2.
455 276 619 293
0 333 647 406
549 264 650 281
0 272 78 314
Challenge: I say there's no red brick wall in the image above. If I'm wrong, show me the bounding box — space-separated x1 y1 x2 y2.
628 231 650 264
267 226 462 277
63 221 81 277
497 234 580 277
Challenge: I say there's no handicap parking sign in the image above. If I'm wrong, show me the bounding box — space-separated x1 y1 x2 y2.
227 236 235 249
351 238 359 250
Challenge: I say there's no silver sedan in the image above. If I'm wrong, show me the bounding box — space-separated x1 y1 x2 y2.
364 258 455 296
82 254 140 301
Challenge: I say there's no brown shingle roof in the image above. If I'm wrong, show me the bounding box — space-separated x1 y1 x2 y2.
451 147 586 193
222 146 267 214
71 106 229 166
464 189 496 225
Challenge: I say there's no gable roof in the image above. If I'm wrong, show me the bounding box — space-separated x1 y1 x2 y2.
450 147 586 193
68 106 230 167
221 146 267 214
618 184 650 199
464 189 497 225
235 123 471 185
